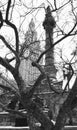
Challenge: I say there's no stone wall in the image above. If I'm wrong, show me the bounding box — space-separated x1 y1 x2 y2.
64 126 77 130
0 126 30 130
0 112 15 126
0 112 30 130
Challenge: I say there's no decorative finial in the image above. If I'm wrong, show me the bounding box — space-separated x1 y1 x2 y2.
46 6 52 17
29 18 35 32
43 6 56 30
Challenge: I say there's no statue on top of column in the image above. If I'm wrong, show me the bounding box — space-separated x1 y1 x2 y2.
43 6 56 31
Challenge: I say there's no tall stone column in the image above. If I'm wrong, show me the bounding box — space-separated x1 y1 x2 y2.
37 7 57 110
43 6 56 80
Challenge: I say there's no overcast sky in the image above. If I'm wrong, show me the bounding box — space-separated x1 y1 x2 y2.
0 0 77 80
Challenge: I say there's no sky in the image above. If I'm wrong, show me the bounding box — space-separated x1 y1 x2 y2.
0 0 77 82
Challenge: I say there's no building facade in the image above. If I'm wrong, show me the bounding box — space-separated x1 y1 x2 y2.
19 19 42 85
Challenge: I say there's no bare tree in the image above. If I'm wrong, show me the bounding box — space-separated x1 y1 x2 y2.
0 0 77 130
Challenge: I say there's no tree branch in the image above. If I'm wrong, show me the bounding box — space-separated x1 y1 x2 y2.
32 62 45 75
32 62 61 94
5 20 19 54
0 11 3 28
52 0 71 12
47 76 61 94
26 74 45 100
0 84 15 92
62 64 74 94
54 0 57 10
6 0 11 20
0 35 18 59
0 57 15 75
37 21 77 63
54 78 77 130
0 34 20 70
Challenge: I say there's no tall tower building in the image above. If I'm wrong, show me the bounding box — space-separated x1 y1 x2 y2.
19 19 41 86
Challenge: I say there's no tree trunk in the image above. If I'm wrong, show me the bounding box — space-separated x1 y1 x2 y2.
54 78 77 130
13 70 53 130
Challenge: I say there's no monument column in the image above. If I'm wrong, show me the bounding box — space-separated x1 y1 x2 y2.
43 6 56 80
